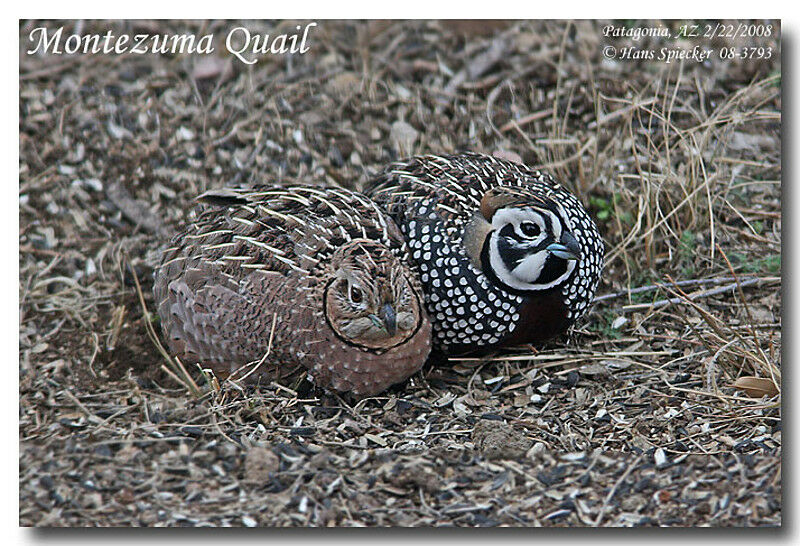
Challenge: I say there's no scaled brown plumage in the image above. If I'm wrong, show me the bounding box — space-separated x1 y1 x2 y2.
153 186 432 396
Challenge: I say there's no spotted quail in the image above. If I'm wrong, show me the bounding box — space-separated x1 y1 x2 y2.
153 186 432 396
366 152 604 355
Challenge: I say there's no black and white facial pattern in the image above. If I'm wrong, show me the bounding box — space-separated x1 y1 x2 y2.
367 153 605 352
486 205 579 293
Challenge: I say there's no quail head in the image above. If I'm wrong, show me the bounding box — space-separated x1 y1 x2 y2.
366 152 604 355
153 185 432 396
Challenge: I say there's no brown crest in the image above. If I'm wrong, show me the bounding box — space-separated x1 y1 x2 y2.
479 187 544 220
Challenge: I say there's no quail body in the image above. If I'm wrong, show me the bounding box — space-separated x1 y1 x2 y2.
366 153 604 355
153 186 432 396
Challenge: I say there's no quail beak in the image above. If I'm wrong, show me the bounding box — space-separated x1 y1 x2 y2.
368 304 397 336
368 314 385 331
546 232 581 261
380 303 397 336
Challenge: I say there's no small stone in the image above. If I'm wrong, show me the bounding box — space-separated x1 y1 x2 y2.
83 492 104 509
526 442 546 460
492 149 523 164
394 84 412 100
513 394 530 407
654 447 668 468
192 56 231 80
42 88 55 106
453 396 472 418
537 382 551 394
621 496 642 512
176 126 195 141
243 446 280 482
611 316 629 329
107 120 132 140
82 178 104 192
390 120 418 156
472 419 532 460
115 444 139 464
327 71 361 97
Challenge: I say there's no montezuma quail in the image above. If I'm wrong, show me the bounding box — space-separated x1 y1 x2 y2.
366 152 603 355
153 186 432 396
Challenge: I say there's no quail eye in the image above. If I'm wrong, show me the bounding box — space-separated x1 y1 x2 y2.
519 222 541 238
349 286 363 304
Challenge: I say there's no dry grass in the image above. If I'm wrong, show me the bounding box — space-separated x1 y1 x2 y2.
20 19 780 526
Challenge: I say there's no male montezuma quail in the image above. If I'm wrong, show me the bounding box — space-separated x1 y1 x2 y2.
153 186 432 396
366 152 603 355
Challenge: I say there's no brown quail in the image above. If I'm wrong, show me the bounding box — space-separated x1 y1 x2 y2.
366 152 604 355
153 186 432 396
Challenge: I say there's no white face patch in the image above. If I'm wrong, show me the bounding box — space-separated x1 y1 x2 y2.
491 207 562 245
487 206 577 292
488 239 577 291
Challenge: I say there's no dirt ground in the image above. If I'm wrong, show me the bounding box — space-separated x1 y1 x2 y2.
19 19 781 526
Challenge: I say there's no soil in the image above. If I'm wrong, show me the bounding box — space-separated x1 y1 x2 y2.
20 19 781 527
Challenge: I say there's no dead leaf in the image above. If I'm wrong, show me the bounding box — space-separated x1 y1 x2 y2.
492 149 523 164
390 120 418 156
733 376 779 398
192 56 232 81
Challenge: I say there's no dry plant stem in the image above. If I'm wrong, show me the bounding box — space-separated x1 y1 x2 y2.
664 275 780 385
715 245 781 388
438 37 507 111
128 259 202 398
721 252 774 373
229 311 279 385
593 275 772 303
618 276 778 312
593 454 643 526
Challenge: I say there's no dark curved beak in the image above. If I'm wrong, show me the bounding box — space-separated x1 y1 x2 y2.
546 231 581 261
380 303 397 336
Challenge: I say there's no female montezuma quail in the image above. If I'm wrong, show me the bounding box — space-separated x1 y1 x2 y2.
366 152 604 355
153 186 432 396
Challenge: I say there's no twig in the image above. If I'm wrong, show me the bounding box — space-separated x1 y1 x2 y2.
716 245 781 386
535 135 596 171
499 108 553 133
439 38 507 105
229 311 279 384
593 453 643 525
593 275 778 304
20 56 85 81
618 277 778 313
105 181 166 236
61 388 104 425
128 259 202 398
587 96 658 129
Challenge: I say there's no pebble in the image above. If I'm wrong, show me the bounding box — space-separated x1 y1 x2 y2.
327 71 361 97
654 448 669 468
176 126 195 141
611 316 629 329
390 120 418 155
243 446 280 482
